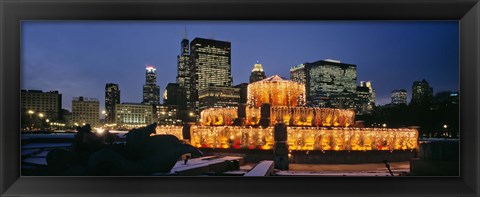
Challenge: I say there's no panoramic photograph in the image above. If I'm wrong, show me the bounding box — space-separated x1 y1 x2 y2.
20 21 459 176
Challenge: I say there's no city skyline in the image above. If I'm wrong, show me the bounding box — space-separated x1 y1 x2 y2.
21 21 459 112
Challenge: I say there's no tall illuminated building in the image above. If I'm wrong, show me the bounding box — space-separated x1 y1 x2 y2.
290 63 306 84
164 83 185 106
249 61 266 83
177 31 190 105
359 81 376 111
360 81 375 105
411 79 433 105
305 59 357 109
105 83 120 123
391 89 408 105
234 83 249 104
142 65 160 105
356 86 371 114
189 37 232 113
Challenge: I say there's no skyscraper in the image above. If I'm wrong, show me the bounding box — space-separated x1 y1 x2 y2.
356 86 371 114
105 83 120 123
391 89 408 105
290 63 306 84
189 37 232 113
304 59 357 109
359 81 376 111
177 32 191 104
163 83 185 106
411 79 433 105
234 83 249 104
142 65 160 105
249 61 266 83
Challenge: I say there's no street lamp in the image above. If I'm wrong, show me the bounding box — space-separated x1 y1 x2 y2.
382 123 387 128
27 110 34 131
443 124 448 138
38 113 45 130
102 110 108 124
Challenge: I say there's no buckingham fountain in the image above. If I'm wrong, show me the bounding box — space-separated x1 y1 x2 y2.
156 75 418 169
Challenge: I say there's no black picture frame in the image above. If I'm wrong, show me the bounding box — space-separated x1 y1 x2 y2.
1 0 479 196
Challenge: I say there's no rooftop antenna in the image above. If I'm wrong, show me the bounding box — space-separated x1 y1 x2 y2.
208 33 215 40
183 25 188 40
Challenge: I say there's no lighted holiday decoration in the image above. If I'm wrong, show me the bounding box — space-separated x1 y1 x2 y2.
188 126 417 151
168 75 418 151
190 126 274 149
200 107 238 126
155 125 183 140
248 75 305 107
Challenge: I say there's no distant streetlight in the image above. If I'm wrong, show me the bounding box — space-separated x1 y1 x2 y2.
38 113 44 118
443 124 449 138
189 112 194 117
382 123 387 128
27 110 35 131
46 119 50 123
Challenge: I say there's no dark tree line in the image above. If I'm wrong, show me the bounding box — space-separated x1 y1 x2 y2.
358 98 459 138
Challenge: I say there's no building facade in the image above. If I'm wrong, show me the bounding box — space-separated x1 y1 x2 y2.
391 89 408 105
156 105 182 125
304 59 357 109
105 83 120 123
164 83 186 106
71 97 99 126
177 34 191 104
189 38 232 113
411 79 433 105
290 63 306 85
434 91 459 105
249 61 266 83
115 103 153 128
360 81 375 107
198 85 240 112
21 90 62 121
61 109 72 127
234 83 249 104
143 65 161 105
356 86 371 114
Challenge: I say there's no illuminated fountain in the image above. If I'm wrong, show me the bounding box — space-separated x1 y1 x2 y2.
247 75 306 108
188 126 417 151
200 107 237 126
155 125 184 140
187 75 418 152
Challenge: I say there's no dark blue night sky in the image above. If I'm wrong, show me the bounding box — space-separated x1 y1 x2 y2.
21 21 459 113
